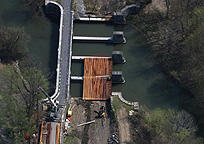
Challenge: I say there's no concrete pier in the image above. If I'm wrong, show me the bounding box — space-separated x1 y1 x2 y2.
72 52 125 64
112 71 125 84
70 71 125 83
73 31 126 44
73 36 112 42
72 56 111 60
78 17 111 22
112 31 126 43
111 12 125 24
71 76 83 81
112 51 126 64
72 56 85 60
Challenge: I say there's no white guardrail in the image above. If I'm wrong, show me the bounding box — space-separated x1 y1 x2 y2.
42 1 64 102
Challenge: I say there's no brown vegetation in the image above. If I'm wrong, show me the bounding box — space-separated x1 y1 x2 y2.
83 0 127 16
130 0 204 92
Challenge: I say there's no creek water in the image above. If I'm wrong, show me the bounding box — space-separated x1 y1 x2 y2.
72 23 183 110
0 0 58 84
71 23 114 96
72 23 204 136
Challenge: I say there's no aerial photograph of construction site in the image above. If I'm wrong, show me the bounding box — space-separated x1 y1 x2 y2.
1 0 204 144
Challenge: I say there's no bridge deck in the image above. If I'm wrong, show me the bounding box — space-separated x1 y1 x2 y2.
83 58 112 100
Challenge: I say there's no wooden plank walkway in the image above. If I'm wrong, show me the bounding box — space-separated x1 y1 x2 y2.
83 58 112 100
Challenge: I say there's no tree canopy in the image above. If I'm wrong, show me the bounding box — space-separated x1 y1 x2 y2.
128 0 204 137
0 26 30 63
129 108 203 144
0 64 49 143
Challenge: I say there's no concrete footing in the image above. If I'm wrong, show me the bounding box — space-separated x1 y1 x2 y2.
73 36 112 42
112 51 126 64
70 71 125 84
112 31 126 43
110 12 125 24
72 56 111 60
77 17 111 22
112 71 125 84
73 31 126 44
71 76 83 81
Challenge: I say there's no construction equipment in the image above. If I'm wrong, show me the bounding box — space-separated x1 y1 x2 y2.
108 133 120 144
38 86 59 118
38 86 58 108
94 106 106 118
67 110 72 117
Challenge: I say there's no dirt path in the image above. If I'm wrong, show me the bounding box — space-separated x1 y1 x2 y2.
66 101 111 144
88 101 110 144
117 107 131 143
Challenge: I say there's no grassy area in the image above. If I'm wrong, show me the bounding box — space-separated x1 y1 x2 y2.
126 0 136 5
72 0 77 11
83 0 99 14
64 130 78 144
50 0 61 3
112 96 133 113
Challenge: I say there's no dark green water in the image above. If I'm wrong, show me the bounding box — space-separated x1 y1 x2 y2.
71 23 114 96
71 23 204 136
112 26 184 110
74 23 113 37
0 0 58 76
72 23 183 110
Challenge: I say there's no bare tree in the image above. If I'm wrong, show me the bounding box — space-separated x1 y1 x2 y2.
22 0 45 16
0 26 30 63
170 110 197 136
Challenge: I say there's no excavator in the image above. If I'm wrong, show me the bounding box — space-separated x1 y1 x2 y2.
38 86 59 119
94 106 106 118
94 106 106 126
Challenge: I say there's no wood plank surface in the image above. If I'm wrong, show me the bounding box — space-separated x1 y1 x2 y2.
83 58 112 100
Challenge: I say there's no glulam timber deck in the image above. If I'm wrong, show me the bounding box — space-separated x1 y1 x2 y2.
83 57 112 100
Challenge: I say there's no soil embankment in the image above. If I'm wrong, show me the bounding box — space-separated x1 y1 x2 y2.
117 107 131 143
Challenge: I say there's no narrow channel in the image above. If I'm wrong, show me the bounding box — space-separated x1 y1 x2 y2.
71 23 114 97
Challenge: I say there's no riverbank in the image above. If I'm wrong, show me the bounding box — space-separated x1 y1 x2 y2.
111 96 134 143
125 0 204 137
